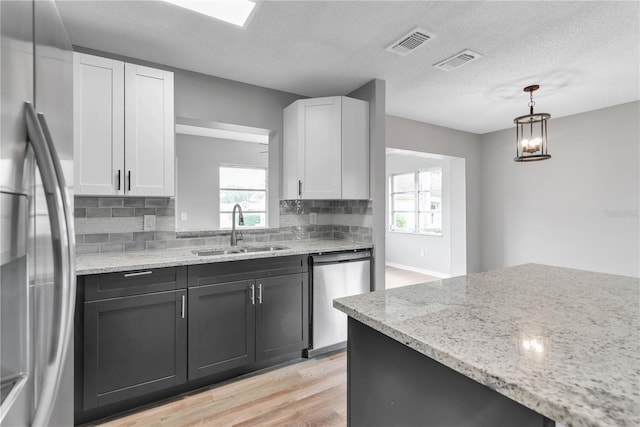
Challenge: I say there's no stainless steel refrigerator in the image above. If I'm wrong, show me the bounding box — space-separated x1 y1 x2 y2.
1 0 75 425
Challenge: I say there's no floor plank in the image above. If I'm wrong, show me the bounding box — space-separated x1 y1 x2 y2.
385 265 440 289
95 352 347 427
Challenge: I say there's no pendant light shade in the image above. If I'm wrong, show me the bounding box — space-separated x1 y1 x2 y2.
514 85 551 162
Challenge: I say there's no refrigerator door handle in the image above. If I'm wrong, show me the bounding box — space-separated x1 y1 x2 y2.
24 102 76 427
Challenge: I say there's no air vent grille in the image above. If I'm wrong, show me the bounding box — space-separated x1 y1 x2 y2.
386 28 435 56
434 49 482 71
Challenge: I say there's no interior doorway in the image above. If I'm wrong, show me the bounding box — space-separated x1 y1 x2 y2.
385 148 467 288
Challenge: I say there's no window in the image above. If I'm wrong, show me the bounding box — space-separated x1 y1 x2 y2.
219 166 267 228
389 168 442 235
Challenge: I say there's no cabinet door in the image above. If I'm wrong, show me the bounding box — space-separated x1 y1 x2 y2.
188 280 255 379
73 53 124 195
124 63 174 197
83 290 187 409
256 273 308 361
300 97 342 199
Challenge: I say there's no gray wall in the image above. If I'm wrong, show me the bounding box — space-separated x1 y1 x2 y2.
349 80 386 291
174 68 303 226
386 116 482 274
175 134 268 231
480 101 639 277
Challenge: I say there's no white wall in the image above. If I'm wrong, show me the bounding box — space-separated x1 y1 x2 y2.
386 154 451 276
386 116 482 273
449 157 467 276
480 101 639 277
176 134 268 231
385 152 467 277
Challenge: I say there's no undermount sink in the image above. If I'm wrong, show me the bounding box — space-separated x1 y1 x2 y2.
192 245 290 256
192 248 241 256
240 245 290 253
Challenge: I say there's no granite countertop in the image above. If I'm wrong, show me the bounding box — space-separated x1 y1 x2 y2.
334 263 640 427
76 239 372 275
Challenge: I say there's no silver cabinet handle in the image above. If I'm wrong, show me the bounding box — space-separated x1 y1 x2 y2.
26 103 76 427
250 284 255 305
258 283 263 304
124 270 152 277
181 295 186 319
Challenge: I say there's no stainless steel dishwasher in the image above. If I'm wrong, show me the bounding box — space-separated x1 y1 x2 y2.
306 250 371 357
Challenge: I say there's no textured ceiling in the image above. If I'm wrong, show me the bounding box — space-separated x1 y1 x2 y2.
56 0 640 134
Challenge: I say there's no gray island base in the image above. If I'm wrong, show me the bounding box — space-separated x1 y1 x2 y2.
348 318 553 426
335 264 640 427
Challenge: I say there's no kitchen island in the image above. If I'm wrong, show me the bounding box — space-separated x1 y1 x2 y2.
334 264 639 427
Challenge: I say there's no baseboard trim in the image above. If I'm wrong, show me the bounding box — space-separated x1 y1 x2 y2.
385 262 449 279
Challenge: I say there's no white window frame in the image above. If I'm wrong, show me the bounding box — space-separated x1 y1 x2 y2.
219 164 268 229
389 168 443 236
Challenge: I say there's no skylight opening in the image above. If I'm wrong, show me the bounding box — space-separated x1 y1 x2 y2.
164 0 256 27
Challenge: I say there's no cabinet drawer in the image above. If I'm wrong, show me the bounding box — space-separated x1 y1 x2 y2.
188 255 308 288
82 266 187 301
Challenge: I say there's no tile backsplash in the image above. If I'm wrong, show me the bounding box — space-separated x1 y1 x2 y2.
75 197 176 255
279 200 372 242
75 197 372 255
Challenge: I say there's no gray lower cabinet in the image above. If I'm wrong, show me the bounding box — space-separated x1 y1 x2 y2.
256 274 308 361
188 272 309 380
188 279 256 379
77 256 309 421
80 266 188 410
83 289 187 409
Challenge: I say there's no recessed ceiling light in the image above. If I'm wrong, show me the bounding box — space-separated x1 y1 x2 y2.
163 0 256 27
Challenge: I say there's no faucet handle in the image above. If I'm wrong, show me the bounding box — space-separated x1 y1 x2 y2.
238 231 244 241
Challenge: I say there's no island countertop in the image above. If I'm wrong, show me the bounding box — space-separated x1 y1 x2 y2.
76 239 372 275
334 263 640 427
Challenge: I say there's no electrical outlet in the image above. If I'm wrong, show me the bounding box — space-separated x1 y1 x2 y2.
309 212 317 225
143 214 156 231
181 212 188 221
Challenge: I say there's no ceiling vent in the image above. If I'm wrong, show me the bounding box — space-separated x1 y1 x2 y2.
385 28 435 56
433 49 482 71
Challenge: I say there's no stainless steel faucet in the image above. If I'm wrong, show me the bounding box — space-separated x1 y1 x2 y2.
230 203 245 246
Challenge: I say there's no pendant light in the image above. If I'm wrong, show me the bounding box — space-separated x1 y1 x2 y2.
514 85 551 162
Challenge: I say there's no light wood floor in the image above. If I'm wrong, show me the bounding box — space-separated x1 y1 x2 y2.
96 351 347 427
385 265 440 289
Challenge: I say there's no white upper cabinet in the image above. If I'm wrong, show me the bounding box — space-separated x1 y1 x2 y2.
73 54 125 195
283 96 369 200
73 53 175 197
124 63 174 196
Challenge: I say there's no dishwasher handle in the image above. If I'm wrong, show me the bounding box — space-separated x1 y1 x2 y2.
310 251 371 265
